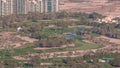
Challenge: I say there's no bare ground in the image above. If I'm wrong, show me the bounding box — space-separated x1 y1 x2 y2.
59 0 120 17
98 36 120 44
0 32 38 49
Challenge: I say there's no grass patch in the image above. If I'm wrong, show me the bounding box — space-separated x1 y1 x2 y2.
74 40 102 49
44 40 103 52
43 27 77 34
1 39 102 56
12 44 41 56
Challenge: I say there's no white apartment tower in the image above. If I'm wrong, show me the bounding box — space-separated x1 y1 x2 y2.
28 0 43 13
42 0 58 12
0 0 13 16
0 0 58 16
13 0 28 14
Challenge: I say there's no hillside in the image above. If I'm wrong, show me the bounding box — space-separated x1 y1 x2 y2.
59 0 120 17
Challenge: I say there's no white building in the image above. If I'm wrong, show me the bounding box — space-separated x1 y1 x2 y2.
0 0 13 16
28 0 43 13
42 0 58 12
0 0 58 16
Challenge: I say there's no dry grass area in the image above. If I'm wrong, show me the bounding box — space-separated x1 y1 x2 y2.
98 36 120 44
59 0 120 17
0 32 37 49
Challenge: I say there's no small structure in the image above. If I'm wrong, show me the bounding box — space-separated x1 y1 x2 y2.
87 59 94 63
76 29 85 35
102 58 114 62
98 59 106 63
17 26 22 32
48 25 55 28
64 32 77 39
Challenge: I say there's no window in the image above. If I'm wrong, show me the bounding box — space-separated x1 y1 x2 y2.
47 0 52 12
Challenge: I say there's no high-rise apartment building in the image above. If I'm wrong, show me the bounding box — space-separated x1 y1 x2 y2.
13 0 28 14
42 0 58 12
0 0 13 16
0 0 58 16
28 0 43 13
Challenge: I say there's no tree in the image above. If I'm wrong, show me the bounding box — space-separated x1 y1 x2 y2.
89 12 105 20
110 57 120 67
29 55 41 68
0 61 4 68
4 60 18 68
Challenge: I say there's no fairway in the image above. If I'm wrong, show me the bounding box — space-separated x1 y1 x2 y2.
5 39 103 56
44 40 103 52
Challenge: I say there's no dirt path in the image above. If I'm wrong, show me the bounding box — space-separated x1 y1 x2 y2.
14 45 111 60
16 35 38 43
98 36 120 44
14 36 38 48
68 25 93 29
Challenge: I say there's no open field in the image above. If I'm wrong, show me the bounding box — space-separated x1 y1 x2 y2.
0 12 120 67
40 40 102 52
59 0 120 17
0 34 102 56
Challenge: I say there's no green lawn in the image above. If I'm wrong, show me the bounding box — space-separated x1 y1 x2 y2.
0 20 103 57
44 40 103 52
42 27 78 35
0 44 40 56
0 39 103 56
74 40 102 50
12 44 41 56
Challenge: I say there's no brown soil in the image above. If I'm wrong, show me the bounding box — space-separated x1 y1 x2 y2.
0 32 38 49
98 36 120 44
59 0 120 17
